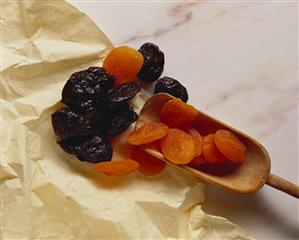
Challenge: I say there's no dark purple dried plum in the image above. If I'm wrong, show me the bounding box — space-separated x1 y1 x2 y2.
61 67 115 113
154 77 189 102
84 109 104 126
51 107 94 140
101 103 138 136
58 136 82 155
59 135 112 163
138 43 164 83
104 82 141 110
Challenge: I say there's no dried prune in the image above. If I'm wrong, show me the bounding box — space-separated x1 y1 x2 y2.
58 136 84 155
84 109 104 126
104 82 141 110
101 103 138 136
51 107 93 140
138 43 165 83
62 67 115 113
154 77 189 102
59 135 113 163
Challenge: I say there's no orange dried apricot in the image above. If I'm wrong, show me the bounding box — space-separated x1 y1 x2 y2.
95 159 139 176
103 46 144 87
160 98 197 128
127 122 169 145
131 147 166 176
142 140 162 152
190 156 206 165
184 127 203 157
214 129 247 163
202 134 226 164
161 128 195 164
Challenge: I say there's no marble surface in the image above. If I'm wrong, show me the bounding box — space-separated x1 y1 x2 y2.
71 1 298 239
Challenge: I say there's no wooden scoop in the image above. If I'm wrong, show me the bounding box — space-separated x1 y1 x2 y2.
136 93 299 198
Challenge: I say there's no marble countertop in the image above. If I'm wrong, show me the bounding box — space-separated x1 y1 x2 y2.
71 1 298 239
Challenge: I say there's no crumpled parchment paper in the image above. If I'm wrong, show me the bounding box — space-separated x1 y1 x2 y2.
1 1 253 239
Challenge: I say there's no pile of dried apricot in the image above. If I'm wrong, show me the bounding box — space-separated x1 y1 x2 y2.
126 98 247 174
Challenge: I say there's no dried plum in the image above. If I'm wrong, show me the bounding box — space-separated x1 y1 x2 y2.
62 67 115 113
59 135 113 163
138 43 164 83
58 136 83 155
154 77 189 102
101 103 138 136
104 82 141 110
84 109 104 126
51 107 94 140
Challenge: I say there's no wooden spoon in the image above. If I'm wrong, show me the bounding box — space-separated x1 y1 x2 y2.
136 93 299 198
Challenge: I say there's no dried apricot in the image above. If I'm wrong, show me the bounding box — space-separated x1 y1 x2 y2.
127 122 169 145
161 128 195 164
95 159 139 176
184 127 203 157
142 140 162 152
103 46 144 87
214 130 247 163
160 98 197 128
131 147 166 176
202 134 226 164
190 156 206 165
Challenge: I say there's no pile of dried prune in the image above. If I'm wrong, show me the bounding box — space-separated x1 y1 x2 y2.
136 43 189 102
52 42 190 165
52 67 140 163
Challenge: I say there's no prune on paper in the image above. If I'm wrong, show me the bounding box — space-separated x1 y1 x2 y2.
59 135 113 163
137 43 164 83
101 102 138 136
154 77 189 102
58 136 82 155
51 107 93 140
104 82 141 110
61 67 115 113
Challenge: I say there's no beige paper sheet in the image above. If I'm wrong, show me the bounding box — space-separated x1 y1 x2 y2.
1 1 253 239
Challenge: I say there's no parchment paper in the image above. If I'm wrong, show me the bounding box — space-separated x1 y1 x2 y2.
1 1 253 239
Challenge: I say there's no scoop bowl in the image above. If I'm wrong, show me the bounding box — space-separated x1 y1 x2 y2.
136 93 299 198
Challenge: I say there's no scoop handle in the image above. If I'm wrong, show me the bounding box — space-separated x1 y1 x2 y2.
266 173 299 199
